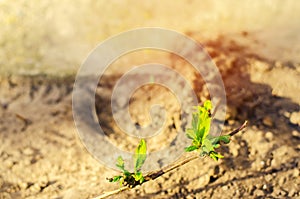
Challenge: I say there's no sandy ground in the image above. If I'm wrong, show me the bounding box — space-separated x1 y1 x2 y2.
1 1 300 199
0 33 299 199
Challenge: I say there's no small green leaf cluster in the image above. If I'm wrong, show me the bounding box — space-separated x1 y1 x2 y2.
185 100 230 161
108 139 147 188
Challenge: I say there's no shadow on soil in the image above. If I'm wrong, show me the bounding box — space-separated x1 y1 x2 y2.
139 34 300 198
91 34 299 198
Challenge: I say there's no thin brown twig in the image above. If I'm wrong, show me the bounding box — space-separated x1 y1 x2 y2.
93 187 129 199
92 155 199 199
93 121 248 199
15 113 32 131
228 120 248 137
144 154 199 181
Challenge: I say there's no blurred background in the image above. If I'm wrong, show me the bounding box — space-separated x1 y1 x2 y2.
1 0 299 75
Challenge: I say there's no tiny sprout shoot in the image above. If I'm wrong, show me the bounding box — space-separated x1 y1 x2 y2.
185 100 230 161
107 139 147 188
99 99 248 199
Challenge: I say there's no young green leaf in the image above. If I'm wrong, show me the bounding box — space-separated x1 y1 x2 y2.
108 140 147 187
184 145 198 152
110 175 122 182
201 138 214 154
213 135 231 144
196 126 205 143
203 100 212 111
209 151 224 161
185 100 230 161
124 170 131 177
134 139 147 172
116 156 125 171
202 116 211 140
185 101 212 145
133 172 144 183
191 112 198 131
198 102 211 140
186 128 196 140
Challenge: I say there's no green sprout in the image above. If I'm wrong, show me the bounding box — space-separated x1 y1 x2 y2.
101 100 248 199
185 100 230 161
107 139 147 188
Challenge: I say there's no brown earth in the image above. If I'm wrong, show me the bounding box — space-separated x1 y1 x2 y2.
0 34 299 199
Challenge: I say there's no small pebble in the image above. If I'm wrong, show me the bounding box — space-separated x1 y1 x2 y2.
292 168 299 178
23 147 34 156
262 184 267 190
254 189 264 197
275 61 282 68
288 188 296 197
4 159 14 169
228 120 235 125
265 131 274 140
144 181 160 194
252 60 270 72
231 145 239 157
283 111 291 118
292 130 300 137
226 107 237 119
278 177 286 186
262 116 273 127
222 185 229 191
251 160 263 170
18 182 29 190
290 112 300 125
235 189 240 196
264 174 272 181
38 176 49 187
29 183 41 194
